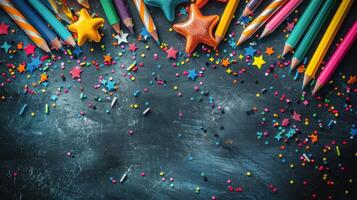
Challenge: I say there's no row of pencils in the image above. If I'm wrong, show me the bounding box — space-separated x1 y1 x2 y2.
238 0 356 94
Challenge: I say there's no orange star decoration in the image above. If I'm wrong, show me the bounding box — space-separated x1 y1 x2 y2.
221 58 230 67
17 63 26 73
39 73 48 83
173 4 219 54
68 9 104 46
347 75 356 85
309 134 318 144
265 47 275 55
252 55 266 70
195 0 228 8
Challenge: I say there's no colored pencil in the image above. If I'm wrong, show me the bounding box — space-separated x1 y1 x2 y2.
303 0 353 89
0 0 50 52
196 0 228 8
282 0 323 56
99 0 121 34
290 0 334 70
11 0 62 50
77 0 90 9
236 0 287 46
260 0 303 39
313 21 357 94
47 0 74 24
27 0 76 47
241 0 263 17
133 0 160 44
215 0 240 44
114 0 134 33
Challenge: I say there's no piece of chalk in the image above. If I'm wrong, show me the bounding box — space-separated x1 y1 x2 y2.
336 146 340 157
302 153 310 162
19 104 28 116
143 107 150 115
45 103 49 114
126 62 136 71
111 97 117 108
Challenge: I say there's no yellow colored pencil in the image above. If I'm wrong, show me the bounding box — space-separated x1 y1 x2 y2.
303 0 353 89
133 0 160 44
0 0 50 52
215 0 240 44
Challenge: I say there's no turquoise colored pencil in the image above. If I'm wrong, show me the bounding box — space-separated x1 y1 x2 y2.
290 0 335 70
283 0 323 56
27 0 76 46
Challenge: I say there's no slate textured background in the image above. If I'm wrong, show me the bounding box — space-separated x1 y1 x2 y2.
0 1 356 200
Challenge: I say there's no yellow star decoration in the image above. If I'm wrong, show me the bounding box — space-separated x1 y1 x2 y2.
68 9 104 46
252 55 266 70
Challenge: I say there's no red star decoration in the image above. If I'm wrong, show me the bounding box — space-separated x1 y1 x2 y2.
128 43 137 52
69 66 82 79
281 118 290 127
173 4 219 54
292 111 301 122
286 22 295 31
23 43 36 56
0 22 9 35
165 46 178 59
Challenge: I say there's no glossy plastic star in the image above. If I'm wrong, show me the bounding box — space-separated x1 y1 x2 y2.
265 47 275 55
145 0 188 21
244 46 256 57
1 41 11 53
173 4 219 54
187 69 198 80
68 9 104 46
252 55 266 70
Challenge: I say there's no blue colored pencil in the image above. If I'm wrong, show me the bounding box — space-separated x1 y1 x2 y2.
27 0 76 46
11 0 62 49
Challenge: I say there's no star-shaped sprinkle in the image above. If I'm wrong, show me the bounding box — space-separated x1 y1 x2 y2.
128 43 138 52
303 100 309 106
309 134 318 143
252 55 266 69
281 118 290 127
114 31 128 45
286 22 295 31
226 68 232 74
0 22 9 35
73 46 83 57
173 4 219 54
165 46 178 59
17 64 26 73
265 47 274 55
145 0 188 21
347 75 356 85
179 7 187 16
187 69 198 80
221 58 230 67
292 111 301 122
140 27 151 40
1 41 11 53
39 73 48 83
27 57 42 72
103 55 112 63
244 46 256 57
69 66 82 79
23 43 36 56
68 9 104 46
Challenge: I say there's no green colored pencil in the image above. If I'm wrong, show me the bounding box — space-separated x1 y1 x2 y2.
290 0 335 70
99 0 121 34
27 0 76 46
283 0 323 56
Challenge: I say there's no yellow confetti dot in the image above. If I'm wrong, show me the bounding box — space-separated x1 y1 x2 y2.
160 172 165 176
289 180 294 184
31 112 35 117
256 93 260 97
246 171 251 176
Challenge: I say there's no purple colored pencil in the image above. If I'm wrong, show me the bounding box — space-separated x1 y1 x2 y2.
114 0 134 33
242 0 264 17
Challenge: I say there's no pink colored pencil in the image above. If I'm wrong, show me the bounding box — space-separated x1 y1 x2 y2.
313 21 357 94
260 0 303 39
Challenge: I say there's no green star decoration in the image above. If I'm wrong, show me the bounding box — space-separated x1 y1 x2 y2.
144 0 188 22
